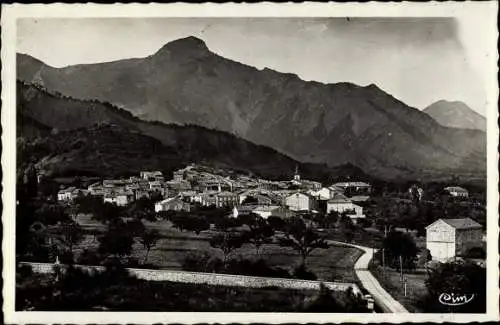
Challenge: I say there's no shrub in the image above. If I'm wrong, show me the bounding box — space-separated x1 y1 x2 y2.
182 251 215 273
465 247 485 259
292 264 317 280
225 257 292 278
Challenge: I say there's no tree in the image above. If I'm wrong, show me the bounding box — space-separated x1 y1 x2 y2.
55 221 84 256
421 261 486 313
279 217 329 267
138 229 160 264
382 231 418 271
339 214 355 243
241 214 274 254
34 203 71 226
170 213 210 235
209 232 246 265
323 211 339 229
267 215 286 232
98 222 135 261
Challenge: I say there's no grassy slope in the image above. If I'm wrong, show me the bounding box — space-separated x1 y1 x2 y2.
369 265 428 313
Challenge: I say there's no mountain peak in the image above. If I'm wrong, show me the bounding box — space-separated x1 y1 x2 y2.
154 36 210 58
424 100 485 131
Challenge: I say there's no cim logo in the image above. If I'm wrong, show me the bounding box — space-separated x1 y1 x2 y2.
438 293 475 306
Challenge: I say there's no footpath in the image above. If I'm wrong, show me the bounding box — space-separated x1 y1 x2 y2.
330 241 409 313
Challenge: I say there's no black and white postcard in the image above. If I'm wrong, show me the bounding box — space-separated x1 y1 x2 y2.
2 2 499 323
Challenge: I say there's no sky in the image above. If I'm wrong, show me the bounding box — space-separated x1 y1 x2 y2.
17 17 491 115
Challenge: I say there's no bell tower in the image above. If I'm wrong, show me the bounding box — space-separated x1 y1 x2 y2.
294 165 300 181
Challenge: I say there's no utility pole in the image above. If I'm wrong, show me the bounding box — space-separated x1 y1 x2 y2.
403 276 408 297
399 255 403 280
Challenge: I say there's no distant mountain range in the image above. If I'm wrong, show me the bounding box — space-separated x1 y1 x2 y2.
17 36 486 181
423 100 486 132
17 81 366 182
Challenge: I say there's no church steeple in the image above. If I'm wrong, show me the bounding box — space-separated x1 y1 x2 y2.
294 165 300 181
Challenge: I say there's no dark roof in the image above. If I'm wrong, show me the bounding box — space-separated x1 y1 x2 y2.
441 218 482 230
328 193 351 203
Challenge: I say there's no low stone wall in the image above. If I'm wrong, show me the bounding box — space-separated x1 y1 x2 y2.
21 262 360 294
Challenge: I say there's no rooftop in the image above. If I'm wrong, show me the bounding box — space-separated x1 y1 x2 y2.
331 181 371 188
444 186 468 193
442 218 482 229
328 193 351 203
427 218 482 230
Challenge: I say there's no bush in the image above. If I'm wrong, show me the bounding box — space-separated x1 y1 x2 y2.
182 251 214 273
17 263 33 278
420 261 486 313
225 258 292 278
292 265 317 280
77 249 103 266
465 247 485 259
302 283 342 312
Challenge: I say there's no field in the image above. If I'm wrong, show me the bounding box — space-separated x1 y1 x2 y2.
370 266 428 312
73 214 363 282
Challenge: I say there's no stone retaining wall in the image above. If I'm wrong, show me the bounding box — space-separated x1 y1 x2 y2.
21 262 360 294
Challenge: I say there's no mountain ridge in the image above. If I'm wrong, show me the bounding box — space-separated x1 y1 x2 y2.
17 80 367 182
16 36 486 180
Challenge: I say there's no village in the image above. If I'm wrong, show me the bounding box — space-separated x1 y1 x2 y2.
55 164 485 266
56 165 373 225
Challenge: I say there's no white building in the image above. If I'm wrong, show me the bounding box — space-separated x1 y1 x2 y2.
444 186 469 198
155 197 191 212
285 192 317 212
331 181 372 195
327 193 365 222
104 190 134 206
309 187 333 200
140 171 163 180
57 187 77 201
426 218 483 262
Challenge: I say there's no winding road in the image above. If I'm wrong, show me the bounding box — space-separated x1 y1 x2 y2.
330 241 409 313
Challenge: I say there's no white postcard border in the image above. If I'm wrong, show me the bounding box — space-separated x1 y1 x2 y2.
2 2 499 323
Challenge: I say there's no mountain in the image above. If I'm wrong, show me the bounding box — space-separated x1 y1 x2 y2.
423 100 486 132
16 36 486 180
17 81 367 182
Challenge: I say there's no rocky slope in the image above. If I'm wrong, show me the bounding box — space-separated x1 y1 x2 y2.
17 81 366 182
17 36 486 180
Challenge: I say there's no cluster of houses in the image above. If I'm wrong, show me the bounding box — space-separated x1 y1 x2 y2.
55 164 483 263
57 164 374 223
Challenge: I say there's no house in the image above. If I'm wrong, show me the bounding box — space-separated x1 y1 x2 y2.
140 171 163 181
331 181 372 195
173 170 186 182
215 191 239 208
426 218 483 262
200 191 239 208
326 193 365 223
178 190 197 202
232 205 258 218
444 186 469 198
252 205 285 219
104 190 134 206
309 187 332 200
232 204 292 219
149 180 165 195
57 187 77 201
238 190 279 205
155 197 191 212
285 192 318 212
